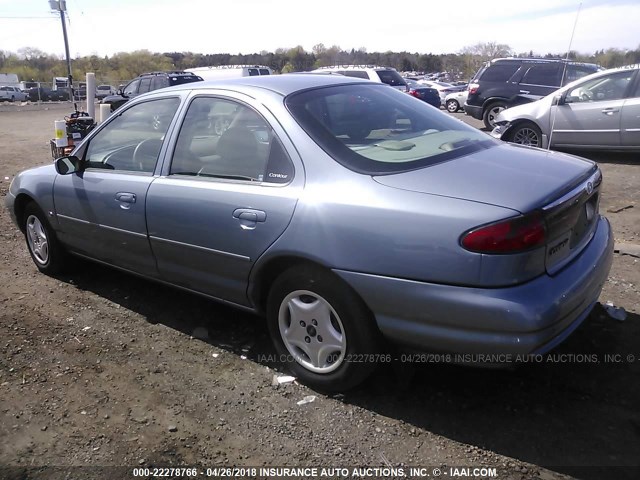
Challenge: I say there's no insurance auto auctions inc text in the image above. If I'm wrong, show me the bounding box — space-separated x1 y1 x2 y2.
203 466 499 478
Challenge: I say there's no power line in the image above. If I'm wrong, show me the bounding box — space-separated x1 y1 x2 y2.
0 16 56 19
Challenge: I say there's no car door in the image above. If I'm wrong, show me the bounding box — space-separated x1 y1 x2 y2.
517 63 561 101
551 70 635 147
621 73 640 147
145 95 302 307
53 97 182 276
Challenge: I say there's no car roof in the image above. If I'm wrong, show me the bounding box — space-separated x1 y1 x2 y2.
158 73 372 97
491 57 600 68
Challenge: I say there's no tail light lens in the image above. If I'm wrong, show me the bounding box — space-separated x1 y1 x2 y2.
408 89 419 97
461 212 546 254
468 82 479 95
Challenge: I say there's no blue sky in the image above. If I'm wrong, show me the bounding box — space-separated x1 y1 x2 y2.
0 0 638 58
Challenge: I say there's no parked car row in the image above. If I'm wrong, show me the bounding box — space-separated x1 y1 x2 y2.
463 57 602 129
0 85 28 102
0 84 119 103
100 71 203 111
405 79 441 108
491 63 640 150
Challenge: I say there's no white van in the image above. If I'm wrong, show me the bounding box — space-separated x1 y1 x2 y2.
311 65 408 92
185 65 272 81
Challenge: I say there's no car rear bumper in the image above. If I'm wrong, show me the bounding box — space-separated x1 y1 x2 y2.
463 103 483 120
334 215 613 356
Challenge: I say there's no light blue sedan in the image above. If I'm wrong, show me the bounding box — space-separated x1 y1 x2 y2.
5 74 614 391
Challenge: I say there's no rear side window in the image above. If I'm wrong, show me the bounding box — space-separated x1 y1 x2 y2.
171 96 293 183
259 69 270 75
151 76 169 90
376 70 407 87
138 77 152 93
564 65 600 84
479 64 520 82
169 75 203 86
520 64 561 86
342 71 370 79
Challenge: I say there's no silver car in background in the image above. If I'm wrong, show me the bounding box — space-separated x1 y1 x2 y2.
6 74 614 391
445 90 469 113
492 64 640 150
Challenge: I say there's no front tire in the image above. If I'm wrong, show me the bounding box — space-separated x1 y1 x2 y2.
483 101 507 130
23 203 66 275
509 122 542 148
446 99 459 113
266 265 380 392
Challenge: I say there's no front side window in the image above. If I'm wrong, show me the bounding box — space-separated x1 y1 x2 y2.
123 79 140 96
170 97 293 183
84 98 180 173
286 83 494 175
566 71 634 103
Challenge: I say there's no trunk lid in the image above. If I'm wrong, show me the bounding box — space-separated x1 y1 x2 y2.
373 143 596 212
373 143 602 273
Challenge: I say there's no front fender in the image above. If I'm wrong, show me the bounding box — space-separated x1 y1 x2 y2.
8 164 59 231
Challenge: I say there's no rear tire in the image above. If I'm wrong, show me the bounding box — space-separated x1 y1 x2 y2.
509 122 543 148
266 265 380 392
23 203 67 275
482 101 508 130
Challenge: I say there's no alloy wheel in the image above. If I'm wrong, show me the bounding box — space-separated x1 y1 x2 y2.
278 290 347 374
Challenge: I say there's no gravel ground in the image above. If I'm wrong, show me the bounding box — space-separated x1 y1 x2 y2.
0 105 638 480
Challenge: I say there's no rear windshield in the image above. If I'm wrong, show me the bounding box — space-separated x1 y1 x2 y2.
168 75 203 86
342 70 370 79
376 69 407 87
286 84 495 175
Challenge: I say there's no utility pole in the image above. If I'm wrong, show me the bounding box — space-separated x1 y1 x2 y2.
49 0 75 108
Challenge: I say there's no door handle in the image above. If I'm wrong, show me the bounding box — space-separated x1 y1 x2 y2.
601 108 619 115
115 192 136 203
519 90 530 94
233 208 266 222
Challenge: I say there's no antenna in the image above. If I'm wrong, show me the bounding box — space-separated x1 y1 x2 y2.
548 2 582 150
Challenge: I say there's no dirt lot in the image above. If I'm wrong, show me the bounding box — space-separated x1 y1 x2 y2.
0 104 639 480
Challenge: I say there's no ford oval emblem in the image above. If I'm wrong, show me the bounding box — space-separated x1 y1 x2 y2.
586 181 593 195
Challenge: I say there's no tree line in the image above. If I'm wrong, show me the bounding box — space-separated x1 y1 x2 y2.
1 42 639 87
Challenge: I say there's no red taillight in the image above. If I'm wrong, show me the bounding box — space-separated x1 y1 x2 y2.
461 213 546 254
468 82 479 95
408 89 419 97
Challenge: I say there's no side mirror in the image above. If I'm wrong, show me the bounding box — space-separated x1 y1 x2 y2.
55 155 83 175
552 94 563 106
117 88 124 96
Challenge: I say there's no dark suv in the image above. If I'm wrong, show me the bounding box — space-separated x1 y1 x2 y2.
100 71 203 111
464 58 601 129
